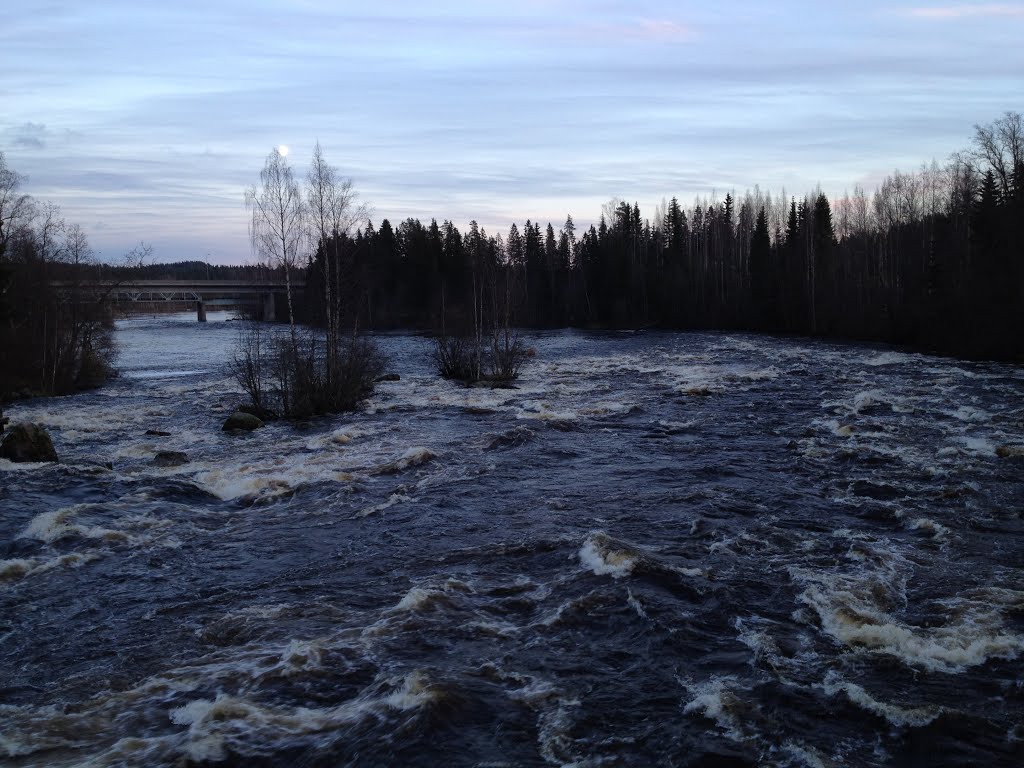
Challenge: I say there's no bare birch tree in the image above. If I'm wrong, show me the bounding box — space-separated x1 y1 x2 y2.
245 148 305 338
306 141 369 381
0 152 35 262
972 111 1023 198
235 146 382 418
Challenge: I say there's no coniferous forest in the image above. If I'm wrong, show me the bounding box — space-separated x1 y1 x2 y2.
301 112 1023 361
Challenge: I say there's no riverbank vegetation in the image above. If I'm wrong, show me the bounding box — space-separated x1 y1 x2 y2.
232 145 385 418
0 152 150 399
430 220 529 384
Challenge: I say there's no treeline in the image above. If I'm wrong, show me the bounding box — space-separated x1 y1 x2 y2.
302 112 1023 360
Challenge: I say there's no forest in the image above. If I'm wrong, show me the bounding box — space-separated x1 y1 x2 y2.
301 112 1022 361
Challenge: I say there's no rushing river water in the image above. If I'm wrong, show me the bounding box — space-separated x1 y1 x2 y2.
1 313 1023 767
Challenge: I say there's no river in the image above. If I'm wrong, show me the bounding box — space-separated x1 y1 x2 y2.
1 313 1023 767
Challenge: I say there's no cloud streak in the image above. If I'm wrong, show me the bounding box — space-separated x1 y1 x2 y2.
581 18 697 43
902 3 1024 18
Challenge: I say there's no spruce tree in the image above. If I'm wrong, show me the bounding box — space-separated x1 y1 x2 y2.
750 206 773 327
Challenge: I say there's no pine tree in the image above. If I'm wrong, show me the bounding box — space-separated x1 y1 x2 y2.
812 193 835 333
750 206 773 326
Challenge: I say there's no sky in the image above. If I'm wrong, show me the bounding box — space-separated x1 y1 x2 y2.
3 1 1022 265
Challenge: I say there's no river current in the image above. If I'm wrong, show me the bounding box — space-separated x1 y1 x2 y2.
1 314 1022 767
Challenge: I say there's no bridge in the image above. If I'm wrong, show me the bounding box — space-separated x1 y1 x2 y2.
105 279 305 322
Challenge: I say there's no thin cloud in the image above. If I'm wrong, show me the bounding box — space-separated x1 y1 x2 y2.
902 4 1024 18
581 18 696 44
628 19 696 42
9 122 48 149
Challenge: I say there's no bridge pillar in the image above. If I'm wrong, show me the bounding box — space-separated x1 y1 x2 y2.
262 292 276 322
197 300 207 322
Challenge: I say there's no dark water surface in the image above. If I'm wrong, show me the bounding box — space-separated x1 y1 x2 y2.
2 314 1023 767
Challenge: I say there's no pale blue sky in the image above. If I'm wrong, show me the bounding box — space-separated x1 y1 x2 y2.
3 1 1021 263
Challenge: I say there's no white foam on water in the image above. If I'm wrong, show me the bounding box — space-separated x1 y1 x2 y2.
163 670 439 764
0 558 37 582
194 465 295 501
371 446 437 475
388 579 473 614
734 619 788 671
534 696 584 766
680 676 751 743
957 436 997 456
0 552 99 584
663 363 723 395
195 449 362 501
365 372 533 415
19 506 117 544
795 555 1024 673
626 588 650 622
355 492 414 519
206 602 294 623
578 401 633 416
908 517 951 543
736 366 781 381
516 400 580 424
393 587 444 612
383 670 437 710
778 742 829 768
460 619 521 638
2 400 156 447
17 504 175 551
0 705 75 757
303 424 374 451
0 458 51 472
820 672 942 728
658 419 696 432
507 678 563 707
853 389 889 414
862 351 915 367
535 595 597 629
950 405 991 423
578 533 636 579
3 516 488 764
275 639 324 676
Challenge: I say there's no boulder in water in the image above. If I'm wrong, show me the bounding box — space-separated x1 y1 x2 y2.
222 411 264 432
145 429 172 437
996 445 1024 459
237 403 277 422
0 422 58 463
153 451 189 467
376 373 401 382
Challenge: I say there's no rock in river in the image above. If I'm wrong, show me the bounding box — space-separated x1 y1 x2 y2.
0 422 59 463
152 451 189 467
222 411 264 432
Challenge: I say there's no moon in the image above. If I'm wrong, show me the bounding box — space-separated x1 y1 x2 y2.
278 144 290 157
